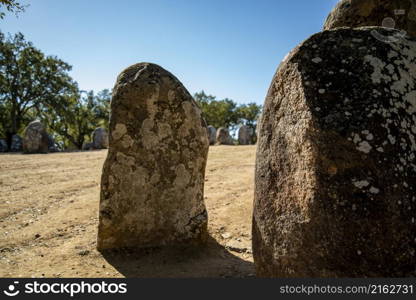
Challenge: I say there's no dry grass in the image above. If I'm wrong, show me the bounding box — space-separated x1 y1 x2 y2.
0 146 256 278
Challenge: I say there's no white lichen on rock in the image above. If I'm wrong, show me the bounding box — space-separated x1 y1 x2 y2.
98 63 209 251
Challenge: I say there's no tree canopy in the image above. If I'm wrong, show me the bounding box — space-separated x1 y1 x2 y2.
0 31 77 140
0 31 110 149
0 0 26 19
0 31 261 150
194 90 262 132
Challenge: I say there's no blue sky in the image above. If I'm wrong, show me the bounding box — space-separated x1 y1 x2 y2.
2 0 339 104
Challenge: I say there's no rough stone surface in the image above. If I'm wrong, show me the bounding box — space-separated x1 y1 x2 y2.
0 139 8 152
98 63 209 251
10 135 22 152
253 28 416 277
238 125 254 145
207 125 217 145
47 135 59 152
92 127 109 149
216 127 233 145
82 142 93 151
255 114 262 140
22 121 49 154
324 0 416 38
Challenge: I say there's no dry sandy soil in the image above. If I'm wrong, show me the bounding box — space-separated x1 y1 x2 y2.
0 146 256 278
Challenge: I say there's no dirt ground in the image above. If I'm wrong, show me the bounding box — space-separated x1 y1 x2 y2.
0 146 256 278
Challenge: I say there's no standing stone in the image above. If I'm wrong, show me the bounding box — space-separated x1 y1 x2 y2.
98 63 209 251
238 125 254 145
82 142 93 151
253 28 416 277
255 114 262 142
207 125 217 145
92 127 109 149
10 135 22 152
22 121 49 154
0 139 8 152
216 127 233 145
47 135 59 152
324 0 416 38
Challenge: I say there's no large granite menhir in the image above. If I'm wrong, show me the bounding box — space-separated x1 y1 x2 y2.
22 120 49 154
253 28 416 277
238 125 254 145
92 127 109 149
207 125 217 145
324 0 416 38
216 127 233 145
98 63 209 251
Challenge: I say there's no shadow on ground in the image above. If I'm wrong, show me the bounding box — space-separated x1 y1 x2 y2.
101 236 255 278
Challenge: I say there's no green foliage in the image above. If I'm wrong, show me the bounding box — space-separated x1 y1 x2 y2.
40 90 111 149
93 89 111 128
194 90 238 130
194 90 262 132
0 31 78 142
0 31 111 149
0 0 26 19
235 102 262 129
0 31 261 150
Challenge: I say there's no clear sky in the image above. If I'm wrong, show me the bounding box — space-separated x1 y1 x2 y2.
2 0 339 104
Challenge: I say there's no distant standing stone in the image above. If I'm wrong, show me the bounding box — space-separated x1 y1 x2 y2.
324 0 416 38
92 127 109 149
238 125 254 145
255 114 262 139
253 28 416 277
98 63 209 251
207 125 217 145
0 139 8 152
47 135 59 152
22 121 49 154
216 127 233 145
10 135 22 152
82 142 93 151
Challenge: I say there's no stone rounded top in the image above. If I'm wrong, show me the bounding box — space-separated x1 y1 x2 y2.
115 63 182 90
26 120 45 131
111 62 198 113
324 0 416 38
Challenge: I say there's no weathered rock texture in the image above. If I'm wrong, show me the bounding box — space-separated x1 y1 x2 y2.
22 121 49 154
47 135 59 152
324 0 416 38
92 127 109 149
238 125 254 145
10 135 22 152
216 127 233 145
253 28 416 277
255 114 262 140
98 63 209 251
207 125 217 145
82 142 93 151
0 139 8 152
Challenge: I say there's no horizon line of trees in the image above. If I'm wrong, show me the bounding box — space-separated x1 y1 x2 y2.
0 31 262 150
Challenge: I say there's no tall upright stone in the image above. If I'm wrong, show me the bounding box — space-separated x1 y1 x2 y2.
207 125 217 145
0 139 8 152
92 127 109 149
253 28 416 277
82 142 93 151
10 135 22 152
255 114 262 140
216 127 233 145
324 0 416 38
98 63 209 251
47 135 59 152
22 121 49 154
238 125 254 145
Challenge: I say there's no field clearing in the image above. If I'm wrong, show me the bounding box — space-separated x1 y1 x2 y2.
0 146 256 278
